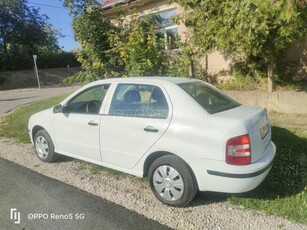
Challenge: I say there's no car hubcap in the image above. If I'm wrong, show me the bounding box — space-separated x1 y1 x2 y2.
35 136 49 159
153 165 184 201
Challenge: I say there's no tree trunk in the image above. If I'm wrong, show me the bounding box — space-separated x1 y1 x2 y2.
1 22 9 70
267 56 275 92
189 60 195 78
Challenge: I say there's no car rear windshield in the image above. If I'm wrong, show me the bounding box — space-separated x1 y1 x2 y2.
178 81 241 114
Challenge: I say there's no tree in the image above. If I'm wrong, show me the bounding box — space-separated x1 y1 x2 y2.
0 0 61 70
68 7 125 82
64 1 169 82
119 17 168 76
64 0 125 82
62 0 99 17
175 0 307 91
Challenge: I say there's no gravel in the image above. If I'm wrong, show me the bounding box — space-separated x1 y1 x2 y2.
0 138 306 230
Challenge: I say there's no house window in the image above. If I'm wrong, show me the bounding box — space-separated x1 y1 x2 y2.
146 8 179 50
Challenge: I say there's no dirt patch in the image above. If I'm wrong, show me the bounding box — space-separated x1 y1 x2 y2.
269 112 307 136
0 67 80 90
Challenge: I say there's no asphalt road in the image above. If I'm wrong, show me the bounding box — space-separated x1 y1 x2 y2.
0 158 170 230
0 86 170 230
0 86 79 114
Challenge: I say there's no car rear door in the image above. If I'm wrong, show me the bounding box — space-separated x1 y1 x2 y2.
100 83 172 169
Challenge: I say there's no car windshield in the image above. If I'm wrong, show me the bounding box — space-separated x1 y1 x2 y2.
178 81 241 114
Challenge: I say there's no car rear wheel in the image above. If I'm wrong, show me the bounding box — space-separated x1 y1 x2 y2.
34 130 58 163
148 155 198 207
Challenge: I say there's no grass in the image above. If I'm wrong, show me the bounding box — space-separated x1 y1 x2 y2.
0 94 67 142
89 164 126 180
228 126 307 224
0 96 306 224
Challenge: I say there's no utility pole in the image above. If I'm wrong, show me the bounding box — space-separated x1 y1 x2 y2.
33 55 40 89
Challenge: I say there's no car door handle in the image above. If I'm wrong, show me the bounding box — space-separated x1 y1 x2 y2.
144 126 158 133
88 121 98 126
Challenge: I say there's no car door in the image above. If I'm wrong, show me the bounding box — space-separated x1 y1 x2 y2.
53 84 110 161
100 83 172 169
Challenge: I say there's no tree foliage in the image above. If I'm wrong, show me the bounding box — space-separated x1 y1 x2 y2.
70 7 119 82
65 1 171 82
175 0 307 91
119 17 168 76
62 0 99 17
0 0 62 70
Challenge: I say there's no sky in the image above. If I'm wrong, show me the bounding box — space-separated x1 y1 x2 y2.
27 0 79 52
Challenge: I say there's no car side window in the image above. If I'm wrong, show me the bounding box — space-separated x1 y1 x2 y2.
109 84 169 119
64 84 110 114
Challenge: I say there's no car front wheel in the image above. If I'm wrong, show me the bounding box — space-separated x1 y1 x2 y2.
34 130 58 163
148 155 198 207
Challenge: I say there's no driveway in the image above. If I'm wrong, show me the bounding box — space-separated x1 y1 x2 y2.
0 86 80 114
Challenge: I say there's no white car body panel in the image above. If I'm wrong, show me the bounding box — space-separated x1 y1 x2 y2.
98 82 172 169
189 141 276 192
53 113 102 161
28 77 276 193
99 115 171 169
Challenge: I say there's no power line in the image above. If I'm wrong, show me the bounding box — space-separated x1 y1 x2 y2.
61 34 75 37
28 2 67 10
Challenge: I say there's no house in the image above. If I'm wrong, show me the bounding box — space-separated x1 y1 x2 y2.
101 0 306 80
100 0 231 77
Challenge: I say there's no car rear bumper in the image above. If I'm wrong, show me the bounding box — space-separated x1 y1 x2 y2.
189 141 276 193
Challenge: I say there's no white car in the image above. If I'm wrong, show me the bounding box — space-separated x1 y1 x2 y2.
28 77 276 206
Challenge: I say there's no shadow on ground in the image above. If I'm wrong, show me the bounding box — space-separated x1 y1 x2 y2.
230 127 306 200
56 155 74 162
191 192 230 206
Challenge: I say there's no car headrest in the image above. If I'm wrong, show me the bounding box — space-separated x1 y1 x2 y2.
123 90 141 103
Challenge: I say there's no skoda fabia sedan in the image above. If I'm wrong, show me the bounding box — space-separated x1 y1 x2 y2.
28 77 276 206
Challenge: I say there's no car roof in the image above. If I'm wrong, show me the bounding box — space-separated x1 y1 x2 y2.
92 77 201 85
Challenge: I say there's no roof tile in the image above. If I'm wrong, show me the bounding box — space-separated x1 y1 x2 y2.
101 0 126 8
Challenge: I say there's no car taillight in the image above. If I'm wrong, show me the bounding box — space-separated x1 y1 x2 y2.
226 134 251 165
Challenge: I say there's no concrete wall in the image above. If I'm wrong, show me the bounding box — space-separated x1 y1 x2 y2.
226 90 307 114
0 67 80 90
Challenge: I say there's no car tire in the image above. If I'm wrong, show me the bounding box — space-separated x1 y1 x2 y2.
34 130 58 163
148 155 198 207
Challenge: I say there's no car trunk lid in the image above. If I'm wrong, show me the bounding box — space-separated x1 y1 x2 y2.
214 105 271 163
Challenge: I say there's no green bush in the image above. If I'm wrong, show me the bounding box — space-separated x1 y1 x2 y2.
37 52 80 69
122 18 167 77
217 70 267 90
0 50 80 71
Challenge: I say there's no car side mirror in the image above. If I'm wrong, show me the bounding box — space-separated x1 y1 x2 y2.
53 105 63 113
